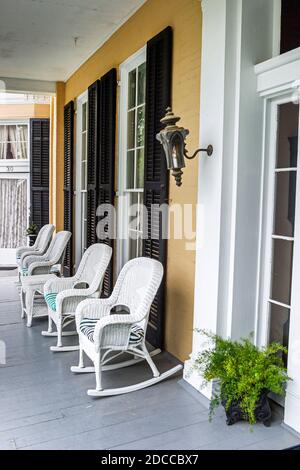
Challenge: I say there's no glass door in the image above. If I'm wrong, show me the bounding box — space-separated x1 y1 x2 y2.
262 99 300 405
75 91 88 268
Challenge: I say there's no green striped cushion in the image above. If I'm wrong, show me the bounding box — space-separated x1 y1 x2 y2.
79 318 144 345
44 292 58 311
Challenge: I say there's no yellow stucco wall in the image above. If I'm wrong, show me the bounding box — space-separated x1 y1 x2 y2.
0 103 50 119
55 0 201 361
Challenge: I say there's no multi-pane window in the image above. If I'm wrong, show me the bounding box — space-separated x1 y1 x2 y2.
125 62 146 260
0 124 28 160
268 102 299 367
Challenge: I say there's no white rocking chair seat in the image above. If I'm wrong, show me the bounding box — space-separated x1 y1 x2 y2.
79 318 144 346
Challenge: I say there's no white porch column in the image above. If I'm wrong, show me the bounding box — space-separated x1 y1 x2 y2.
184 0 275 396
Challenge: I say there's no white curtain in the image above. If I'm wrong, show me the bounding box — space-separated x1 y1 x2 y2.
8 125 17 159
0 178 27 248
17 125 28 159
0 126 8 160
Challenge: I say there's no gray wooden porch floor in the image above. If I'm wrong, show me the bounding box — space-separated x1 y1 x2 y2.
0 274 299 450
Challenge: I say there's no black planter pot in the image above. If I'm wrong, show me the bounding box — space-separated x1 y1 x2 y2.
28 235 37 247
222 389 272 427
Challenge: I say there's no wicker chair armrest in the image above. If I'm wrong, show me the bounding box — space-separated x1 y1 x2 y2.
56 288 94 316
28 260 52 275
21 248 44 265
16 246 32 258
23 253 47 268
93 314 137 352
75 298 113 330
44 277 76 295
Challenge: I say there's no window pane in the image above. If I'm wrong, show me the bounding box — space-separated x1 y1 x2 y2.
137 233 143 257
136 148 144 189
274 171 296 237
16 125 28 142
82 132 87 162
276 102 299 168
271 239 293 305
81 161 87 190
17 141 28 159
82 103 87 132
128 69 136 109
269 303 289 367
126 151 134 189
138 193 143 232
138 63 146 105
127 110 135 149
7 125 17 142
136 105 145 147
129 233 137 259
129 192 138 230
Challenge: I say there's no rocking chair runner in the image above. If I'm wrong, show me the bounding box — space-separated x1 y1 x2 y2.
71 257 183 397
43 243 112 352
16 224 55 280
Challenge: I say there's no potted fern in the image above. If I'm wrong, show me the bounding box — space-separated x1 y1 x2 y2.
26 223 38 246
191 330 290 427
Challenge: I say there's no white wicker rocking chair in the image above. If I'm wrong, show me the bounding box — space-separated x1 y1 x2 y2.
16 224 55 280
71 257 182 397
20 231 72 327
22 230 71 276
43 243 112 352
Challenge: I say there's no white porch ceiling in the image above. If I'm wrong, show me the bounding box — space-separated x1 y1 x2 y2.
0 0 145 82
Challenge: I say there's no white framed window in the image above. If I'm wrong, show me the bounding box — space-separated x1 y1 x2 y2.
117 46 146 271
0 122 29 161
75 90 88 268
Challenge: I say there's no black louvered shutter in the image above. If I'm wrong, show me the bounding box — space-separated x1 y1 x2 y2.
30 119 50 230
143 26 173 348
63 101 74 276
87 80 100 247
98 68 117 297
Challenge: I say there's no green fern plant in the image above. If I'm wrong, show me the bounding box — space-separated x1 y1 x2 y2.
26 223 38 236
191 330 290 425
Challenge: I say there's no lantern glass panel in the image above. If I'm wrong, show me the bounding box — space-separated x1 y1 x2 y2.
171 133 185 169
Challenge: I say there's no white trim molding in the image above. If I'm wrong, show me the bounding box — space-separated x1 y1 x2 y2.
184 0 275 395
255 47 300 97
255 51 300 434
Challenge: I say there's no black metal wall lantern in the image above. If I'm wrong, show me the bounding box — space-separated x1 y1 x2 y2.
156 107 213 186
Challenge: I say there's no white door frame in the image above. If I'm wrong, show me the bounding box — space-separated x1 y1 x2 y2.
256 91 297 348
117 45 146 274
255 49 300 433
75 90 88 269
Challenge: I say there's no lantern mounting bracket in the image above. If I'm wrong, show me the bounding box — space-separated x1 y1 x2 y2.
184 145 214 160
